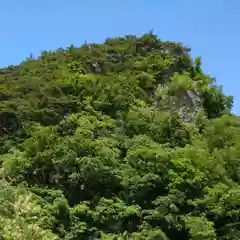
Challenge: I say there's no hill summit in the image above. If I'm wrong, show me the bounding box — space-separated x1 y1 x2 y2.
0 32 239 239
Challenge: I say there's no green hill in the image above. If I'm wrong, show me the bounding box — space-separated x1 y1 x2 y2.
0 32 239 239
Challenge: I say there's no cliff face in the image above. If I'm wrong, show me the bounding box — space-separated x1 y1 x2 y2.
0 33 238 239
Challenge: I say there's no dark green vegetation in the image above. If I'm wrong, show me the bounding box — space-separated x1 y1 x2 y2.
0 32 239 239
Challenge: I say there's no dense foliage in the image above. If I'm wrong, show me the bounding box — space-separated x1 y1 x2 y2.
0 32 239 239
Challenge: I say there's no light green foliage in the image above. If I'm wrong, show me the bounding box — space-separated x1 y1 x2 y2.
0 181 58 239
0 32 238 239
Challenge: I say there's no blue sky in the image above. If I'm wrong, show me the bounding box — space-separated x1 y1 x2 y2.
1 0 239 114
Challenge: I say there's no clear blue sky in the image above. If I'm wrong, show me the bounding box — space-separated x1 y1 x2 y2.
1 0 239 114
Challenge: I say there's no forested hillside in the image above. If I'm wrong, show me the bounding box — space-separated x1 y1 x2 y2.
0 32 239 239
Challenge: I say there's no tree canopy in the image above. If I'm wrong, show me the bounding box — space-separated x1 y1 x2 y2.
0 32 239 239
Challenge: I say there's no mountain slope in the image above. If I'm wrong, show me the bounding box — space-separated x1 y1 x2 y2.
0 32 239 239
